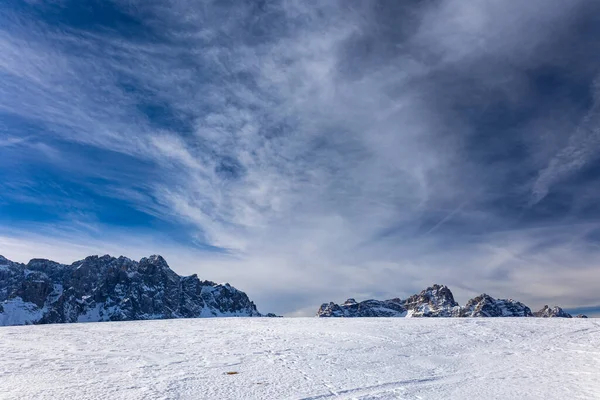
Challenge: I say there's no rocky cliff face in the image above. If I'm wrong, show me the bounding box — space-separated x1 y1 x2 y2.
403 284 460 317
317 285 583 318
317 284 461 318
0 255 262 326
534 305 572 318
460 294 532 317
317 298 407 318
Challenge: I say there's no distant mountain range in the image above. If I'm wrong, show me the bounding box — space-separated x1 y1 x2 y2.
0 255 590 326
317 284 588 318
0 254 267 326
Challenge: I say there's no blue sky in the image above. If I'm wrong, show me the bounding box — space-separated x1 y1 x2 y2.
1 0 600 316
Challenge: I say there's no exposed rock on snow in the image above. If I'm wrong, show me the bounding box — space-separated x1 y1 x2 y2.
317 284 459 317
403 284 460 317
534 305 572 318
317 285 579 318
460 294 533 317
317 298 407 318
0 254 262 326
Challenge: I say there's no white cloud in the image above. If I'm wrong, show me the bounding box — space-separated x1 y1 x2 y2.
1 0 599 315
532 77 600 203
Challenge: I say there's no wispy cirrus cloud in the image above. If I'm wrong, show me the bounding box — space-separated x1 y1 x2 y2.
532 78 600 204
2 0 600 315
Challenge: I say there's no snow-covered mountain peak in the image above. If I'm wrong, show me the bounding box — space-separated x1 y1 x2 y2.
0 254 263 326
534 305 572 318
317 284 460 318
142 254 168 265
317 285 581 319
460 294 533 317
403 284 460 317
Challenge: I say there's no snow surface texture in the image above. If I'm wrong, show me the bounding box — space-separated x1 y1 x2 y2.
1 318 599 400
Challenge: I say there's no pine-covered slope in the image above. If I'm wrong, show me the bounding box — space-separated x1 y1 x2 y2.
0 254 262 326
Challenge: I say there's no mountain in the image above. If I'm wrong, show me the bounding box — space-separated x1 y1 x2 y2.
317 284 461 318
0 254 262 326
403 284 460 317
317 285 585 318
459 294 532 317
317 298 407 317
534 305 572 318
316 285 462 318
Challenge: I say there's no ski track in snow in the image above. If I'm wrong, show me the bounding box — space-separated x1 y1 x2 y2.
0 318 599 399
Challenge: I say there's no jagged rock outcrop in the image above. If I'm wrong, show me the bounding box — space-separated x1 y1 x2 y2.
317 284 459 318
317 285 581 319
0 254 262 326
534 305 572 318
574 314 588 318
317 298 407 317
460 294 533 317
404 284 460 317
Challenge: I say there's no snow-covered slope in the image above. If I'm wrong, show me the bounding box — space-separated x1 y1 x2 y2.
318 284 583 318
0 254 261 326
0 318 598 399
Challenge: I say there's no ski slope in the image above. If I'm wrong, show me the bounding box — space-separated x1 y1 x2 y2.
0 318 599 399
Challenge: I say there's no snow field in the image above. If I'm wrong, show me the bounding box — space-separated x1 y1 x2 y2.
0 318 599 399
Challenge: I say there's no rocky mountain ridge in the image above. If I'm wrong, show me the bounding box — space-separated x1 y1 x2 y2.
533 305 588 318
0 254 262 326
317 284 588 318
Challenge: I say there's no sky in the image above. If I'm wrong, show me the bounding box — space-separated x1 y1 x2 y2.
1 0 600 317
